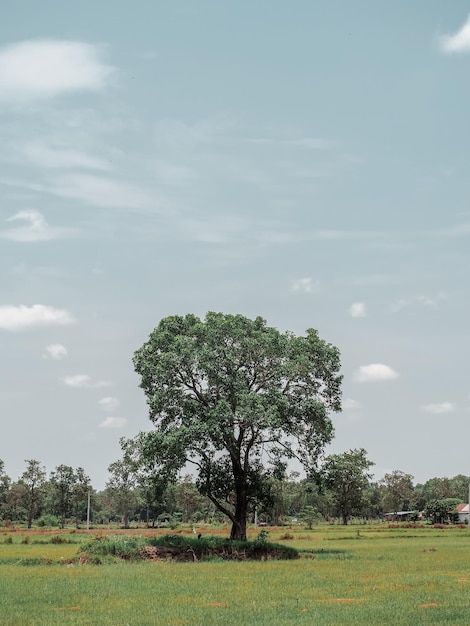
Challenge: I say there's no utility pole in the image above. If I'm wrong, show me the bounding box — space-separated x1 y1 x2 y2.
86 491 91 530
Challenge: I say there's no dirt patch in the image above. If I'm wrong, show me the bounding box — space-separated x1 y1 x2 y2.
319 598 365 603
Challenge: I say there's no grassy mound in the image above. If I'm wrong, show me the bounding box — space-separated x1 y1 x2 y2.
78 533 298 563
145 534 299 561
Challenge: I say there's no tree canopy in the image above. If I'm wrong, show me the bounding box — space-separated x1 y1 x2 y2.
129 311 342 540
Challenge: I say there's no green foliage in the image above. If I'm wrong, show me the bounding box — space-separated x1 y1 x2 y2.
36 514 60 527
105 459 140 528
379 470 415 513
254 529 269 545
301 505 322 529
424 498 462 524
19 459 47 529
147 533 298 560
130 312 342 540
79 535 147 561
322 449 374 524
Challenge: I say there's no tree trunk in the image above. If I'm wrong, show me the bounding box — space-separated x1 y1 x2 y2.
230 487 248 541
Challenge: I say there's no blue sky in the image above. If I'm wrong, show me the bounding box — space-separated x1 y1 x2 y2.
1 1 470 488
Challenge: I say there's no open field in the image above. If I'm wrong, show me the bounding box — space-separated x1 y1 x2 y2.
1 524 470 625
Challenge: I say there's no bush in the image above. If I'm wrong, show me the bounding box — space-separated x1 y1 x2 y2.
51 535 68 544
37 514 60 528
279 532 294 540
79 535 147 561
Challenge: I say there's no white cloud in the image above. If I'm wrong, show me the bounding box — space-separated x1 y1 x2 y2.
62 374 113 388
422 402 455 414
354 363 399 383
2 210 70 242
44 344 68 360
0 39 114 102
291 277 318 294
99 417 127 429
439 15 470 53
23 143 110 170
349 302 366 318
98 396 120 412
0 304 75 331
343 398 362 410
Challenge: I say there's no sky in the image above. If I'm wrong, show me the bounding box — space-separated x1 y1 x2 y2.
1 1 470 489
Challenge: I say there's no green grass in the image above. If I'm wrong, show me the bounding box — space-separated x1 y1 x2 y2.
0 525 469 624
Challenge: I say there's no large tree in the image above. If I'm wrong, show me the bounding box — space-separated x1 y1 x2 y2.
130 312 342 540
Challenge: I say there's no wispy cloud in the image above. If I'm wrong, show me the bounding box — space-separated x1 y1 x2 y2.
61 374 113 388
390 292 446 313
0 39 114 102
43 344 68 360
23 142 110 170
349 302 366 318
99 417 127 428
98 396 120 412
45 173 153 210
0 304 75 331
343 398 362 410
354 364 399 383
439 15 470 53
2 210 71 242
291 277 319 294
422 402 455 414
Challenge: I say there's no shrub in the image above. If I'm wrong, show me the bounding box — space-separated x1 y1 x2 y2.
279 532 294 540
79 535 147 561
50 535 68 544
36 514 60 528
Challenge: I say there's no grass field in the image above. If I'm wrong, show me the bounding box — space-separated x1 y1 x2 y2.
1 524 470 625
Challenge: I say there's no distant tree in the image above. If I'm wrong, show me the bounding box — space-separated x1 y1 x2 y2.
131 312 342 540
120 433 179 527
419 475 469 505
49 465 76 528
322 448 374 525
4 482 28 522
174 475 212 523
71 467 92 527
424 498 462 524
449 475 470 502
300 504 322 529
363 482 382 518
0 460 11 519
106 459 139 528
379 470 414 513
20 459 47 528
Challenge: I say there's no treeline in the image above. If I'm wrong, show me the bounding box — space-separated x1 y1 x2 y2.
0 457 468 528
